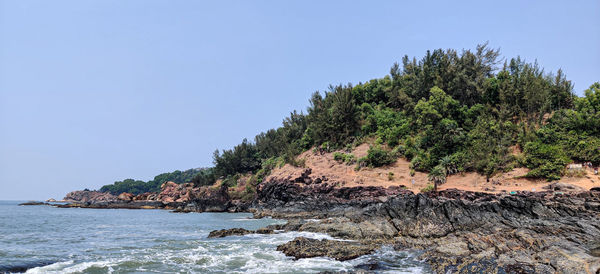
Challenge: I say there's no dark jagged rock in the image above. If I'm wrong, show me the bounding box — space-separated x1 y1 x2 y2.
276 237 377 261
208 228 252 238
0 260 57 273
256 178 408 216
254 181 600 273
207 227 274 238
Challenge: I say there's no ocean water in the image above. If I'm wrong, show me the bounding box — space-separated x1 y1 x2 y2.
0 201 429 273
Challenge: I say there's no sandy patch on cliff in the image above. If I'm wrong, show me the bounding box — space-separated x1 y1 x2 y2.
266 144 600 194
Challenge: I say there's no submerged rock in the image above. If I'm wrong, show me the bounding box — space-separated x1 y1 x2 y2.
276 237 377 261
18 201 47 206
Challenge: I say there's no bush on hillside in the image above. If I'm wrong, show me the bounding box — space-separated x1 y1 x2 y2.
523 141 570 181
364 145 396 167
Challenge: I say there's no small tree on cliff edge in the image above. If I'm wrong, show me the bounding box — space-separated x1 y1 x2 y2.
428 164 447 191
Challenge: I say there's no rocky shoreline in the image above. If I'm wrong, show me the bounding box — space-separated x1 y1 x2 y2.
40 171 600 273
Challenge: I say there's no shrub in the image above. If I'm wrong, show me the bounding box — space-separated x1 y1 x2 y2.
410 155 425 171
221 175 239 188
333 152 345 162
250 156 285 185
321 142 332 153
365 145 396 167
288 157 306 168
421 184 435 192
355 156 368 170
391 145 405 158
240 184 256 202
564 168 586 178
333 152 356 165
523 141 570 181
387 172 394 181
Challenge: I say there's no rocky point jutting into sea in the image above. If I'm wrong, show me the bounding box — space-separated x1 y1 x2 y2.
56 169 600 273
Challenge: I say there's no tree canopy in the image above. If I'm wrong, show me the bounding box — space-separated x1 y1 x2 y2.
212 44 596 182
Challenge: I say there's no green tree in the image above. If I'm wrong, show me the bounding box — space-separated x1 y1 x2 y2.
428 165 447 191
523 141 570 181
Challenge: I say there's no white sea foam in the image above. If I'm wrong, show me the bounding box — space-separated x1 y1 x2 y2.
25 259 117 274
4 204 428 274
25 260 74 273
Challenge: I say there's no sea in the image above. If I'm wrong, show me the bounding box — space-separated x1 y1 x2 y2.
0 200 430 273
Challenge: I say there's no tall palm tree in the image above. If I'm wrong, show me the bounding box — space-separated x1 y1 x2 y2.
428 164 447 191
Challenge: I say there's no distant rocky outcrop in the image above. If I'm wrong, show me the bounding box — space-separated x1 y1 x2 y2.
61 181 232 212
18 201 47 206
63 190 118 203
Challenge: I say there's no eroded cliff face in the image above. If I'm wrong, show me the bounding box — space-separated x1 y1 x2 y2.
252 177 600 273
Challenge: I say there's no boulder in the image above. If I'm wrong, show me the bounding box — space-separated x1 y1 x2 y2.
156 182 198 203
543 182 586 192
63 190 118 203
117 192 134 201
208 228 252 238
133 192 153 201
276 237 377 261
207 227 274 238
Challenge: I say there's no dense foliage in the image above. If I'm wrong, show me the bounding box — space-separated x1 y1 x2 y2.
99 168 212 195
212 43 597 182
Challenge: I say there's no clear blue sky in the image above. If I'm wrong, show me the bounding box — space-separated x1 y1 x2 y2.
1 1 599 200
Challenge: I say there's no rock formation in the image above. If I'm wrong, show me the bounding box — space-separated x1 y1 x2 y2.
251 180 600 273
63 190 118 203
276 237 377 261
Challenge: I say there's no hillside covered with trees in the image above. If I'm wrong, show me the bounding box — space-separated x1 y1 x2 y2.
100 44 600 194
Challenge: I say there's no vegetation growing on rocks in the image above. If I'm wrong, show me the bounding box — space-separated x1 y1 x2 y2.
99 168 209 195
